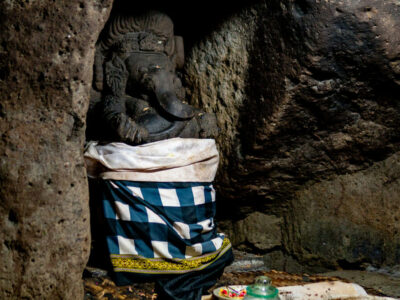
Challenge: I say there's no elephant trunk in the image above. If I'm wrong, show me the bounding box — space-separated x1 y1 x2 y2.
150 70 195 120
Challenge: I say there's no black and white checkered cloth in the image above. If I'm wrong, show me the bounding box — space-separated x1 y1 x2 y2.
103 180 226 262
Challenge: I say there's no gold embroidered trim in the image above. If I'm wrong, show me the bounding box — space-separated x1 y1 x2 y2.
111 238 231 273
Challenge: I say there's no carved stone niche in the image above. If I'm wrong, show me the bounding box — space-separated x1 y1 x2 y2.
86 10 218 145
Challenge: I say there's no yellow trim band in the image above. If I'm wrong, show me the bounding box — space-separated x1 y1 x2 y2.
111 238 231 274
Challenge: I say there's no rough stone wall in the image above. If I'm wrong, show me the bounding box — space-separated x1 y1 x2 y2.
185 8 257 176
0 1 112 298
185 0 400 270
288 152 400 269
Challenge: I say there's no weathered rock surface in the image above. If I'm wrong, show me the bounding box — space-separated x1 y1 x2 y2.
287 151 400 268
0 1 112 298
184 0 400 270
184 7 257 172
220 212 282 252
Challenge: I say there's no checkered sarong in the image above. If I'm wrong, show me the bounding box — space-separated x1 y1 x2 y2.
85 139 232 276
102 180 230 274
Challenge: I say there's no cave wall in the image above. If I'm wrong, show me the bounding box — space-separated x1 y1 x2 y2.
184 0 400 270
288 152 400 269
0 1 112 298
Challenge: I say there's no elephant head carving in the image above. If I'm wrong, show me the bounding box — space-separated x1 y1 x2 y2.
87 11 217 145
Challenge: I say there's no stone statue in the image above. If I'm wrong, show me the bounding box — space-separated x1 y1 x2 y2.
87 11 217 145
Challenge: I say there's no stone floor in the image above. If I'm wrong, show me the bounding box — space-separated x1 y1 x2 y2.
83 269 351 300
83 250 399 299
320 270 400 299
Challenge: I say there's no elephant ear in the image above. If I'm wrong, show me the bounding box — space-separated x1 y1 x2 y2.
93 45 105 91
173 36 184 69
105 55 128 97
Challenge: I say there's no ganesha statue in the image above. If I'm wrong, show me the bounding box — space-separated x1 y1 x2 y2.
87 11 217 144
85 12 233 298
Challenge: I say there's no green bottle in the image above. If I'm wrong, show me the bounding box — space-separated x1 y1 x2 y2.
244 276 280 300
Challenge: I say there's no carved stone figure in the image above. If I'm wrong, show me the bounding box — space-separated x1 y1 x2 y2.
87 11 217 144
85 12 233 297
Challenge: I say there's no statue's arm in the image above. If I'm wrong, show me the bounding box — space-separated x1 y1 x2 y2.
101 55 149 145
102 95 148 145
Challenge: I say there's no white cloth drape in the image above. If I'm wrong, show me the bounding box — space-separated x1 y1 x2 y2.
84 138 219 182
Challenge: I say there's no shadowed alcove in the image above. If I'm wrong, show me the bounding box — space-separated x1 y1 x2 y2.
86 0 400 279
